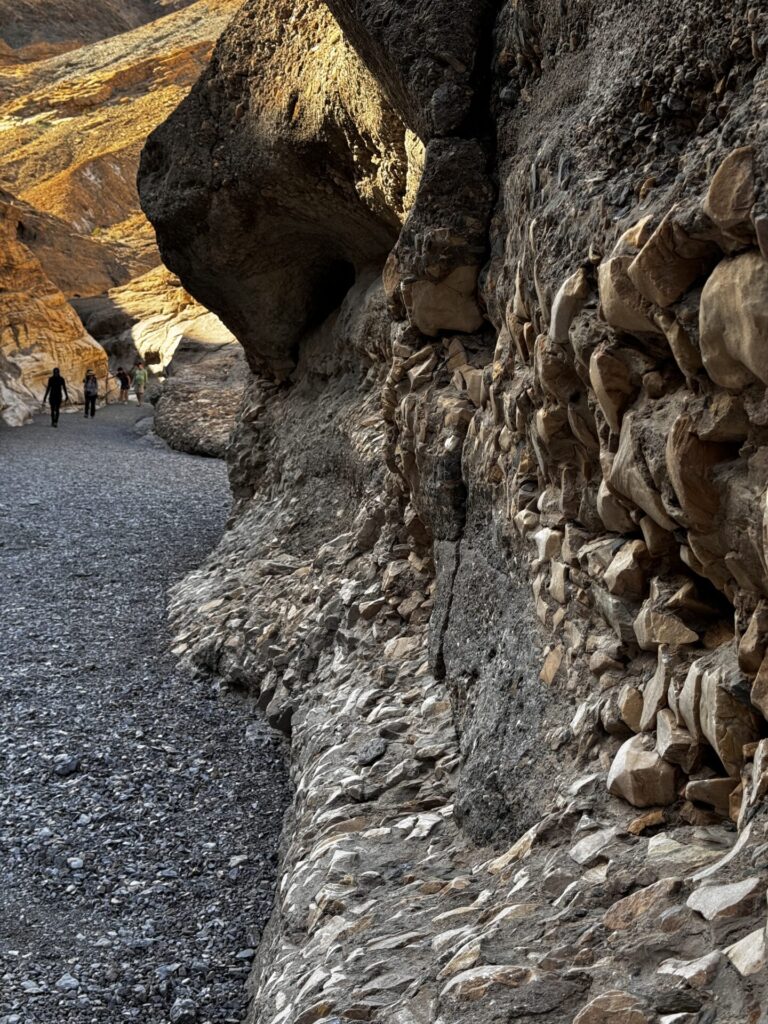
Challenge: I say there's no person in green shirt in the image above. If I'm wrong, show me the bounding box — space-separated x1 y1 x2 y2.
132 361 148 405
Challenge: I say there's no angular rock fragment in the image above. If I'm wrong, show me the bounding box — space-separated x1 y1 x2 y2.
628 207 718 308
703 147 756 243
686 876 764 921
607 734 678 807
699 251 768 389
573 989 653 1024
656 710 700 773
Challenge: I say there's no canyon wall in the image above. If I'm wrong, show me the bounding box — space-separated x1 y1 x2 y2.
140 1 768 1021
0 0 243 425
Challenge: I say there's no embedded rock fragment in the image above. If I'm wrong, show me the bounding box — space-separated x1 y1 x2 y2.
656 709 700 773
607 734 678 807
628 207 718 308
699 251 768 389
598 256 661 336
698 652 762 776
686 877 764 921
703 147 756 245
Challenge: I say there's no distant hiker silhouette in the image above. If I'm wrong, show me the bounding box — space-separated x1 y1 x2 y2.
116 367 130 403
83 369 98 418
42 368 69 427
132 361 148 405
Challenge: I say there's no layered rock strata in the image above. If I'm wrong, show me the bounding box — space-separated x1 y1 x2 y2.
141 0 768 1019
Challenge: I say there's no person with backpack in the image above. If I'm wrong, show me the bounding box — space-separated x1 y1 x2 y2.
116 366 130 403
42 367 69 427
132 361 148 405
83 368 98 418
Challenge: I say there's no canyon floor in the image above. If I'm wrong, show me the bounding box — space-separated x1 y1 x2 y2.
0 404 290 1024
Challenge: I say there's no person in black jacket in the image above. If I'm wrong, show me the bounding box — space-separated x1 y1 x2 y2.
83 368 98 418
42 368 69 427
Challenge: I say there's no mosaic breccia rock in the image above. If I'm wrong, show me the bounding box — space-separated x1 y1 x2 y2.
141 0 768 1019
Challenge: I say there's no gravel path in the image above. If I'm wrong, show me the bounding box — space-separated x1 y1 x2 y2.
0 406 289 1024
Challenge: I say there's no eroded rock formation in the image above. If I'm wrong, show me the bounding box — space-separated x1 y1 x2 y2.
141 0 768 1020
0 0 243 426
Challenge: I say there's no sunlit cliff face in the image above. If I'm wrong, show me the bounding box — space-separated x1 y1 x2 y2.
0 0 241 263
0 0 243 425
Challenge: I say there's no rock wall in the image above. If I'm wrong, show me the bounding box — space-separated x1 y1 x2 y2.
141 0 768 1020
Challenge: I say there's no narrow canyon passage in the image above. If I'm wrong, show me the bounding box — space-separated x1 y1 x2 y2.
0 406 289 1024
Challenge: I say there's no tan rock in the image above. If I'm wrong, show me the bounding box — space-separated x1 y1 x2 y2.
439 963 536 1001
634 602 698 652
549 266 590 344
665 415 727 532
686 876 764 920
678 660 706 741
699 653 762 776
639 645 674 732
628 207 718 308
540 645 564 685
610 414 677 531
619 684 644 733
699 251 768 389
0 202 108 425
703 147 755 241
604 540 649 601
598 255 661 336
685 777 738 817
639 515 676 558
626 808 665 835
406 265 484 336
657 951 722 987
725 928 767 977
738 601 768 676
607 734 678 807
753 651 768 716
656 709 700 773
602 878 681 931
573 989 652 1024
596 479 636 534
589 345 634 433
656 310 703 377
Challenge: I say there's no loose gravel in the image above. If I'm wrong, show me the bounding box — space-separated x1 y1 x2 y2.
0 405 290 1024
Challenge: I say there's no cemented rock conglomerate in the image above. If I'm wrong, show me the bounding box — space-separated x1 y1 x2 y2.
141 0 768 1020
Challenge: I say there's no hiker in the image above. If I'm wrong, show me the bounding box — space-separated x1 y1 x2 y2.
116 366 130 403
132 361 148 405
83 368 98 418
42 368 69 427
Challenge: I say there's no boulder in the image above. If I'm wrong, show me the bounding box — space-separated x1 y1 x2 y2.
665 415 728 532
656 709 700 772
549 266 590 345
607 734 678 807
686 876 764 921
609 414 677 532
698 653 762 776
684 777 739 817
634 602 698 652
628 207 718 308
604 540 650 601
703 147 756 243
405 266 484 337
598 256 662 336
639 646 676 732
699 251 768 389
589 344 634 433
